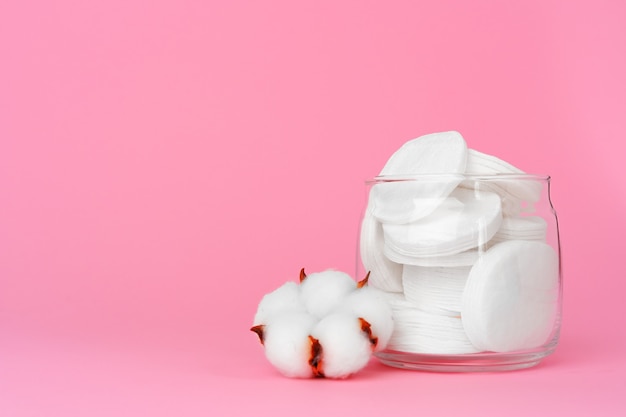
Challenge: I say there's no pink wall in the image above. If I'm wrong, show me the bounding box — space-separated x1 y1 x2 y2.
1 1 625 416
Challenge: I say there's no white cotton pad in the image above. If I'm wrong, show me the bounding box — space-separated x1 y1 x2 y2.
380 131 468 176
465 149 528 176
489 216 547 245
359 207 404 292
387 299 479 354
253 281 303 326
384 244 482 267
370 179 461 225
463 149 543 216
461 240 559 353
310 312 374 378
402 265 470 315
300 270 357 318
383 188 502 257
370 131 468 224
335 286 394 351
262 312 318 378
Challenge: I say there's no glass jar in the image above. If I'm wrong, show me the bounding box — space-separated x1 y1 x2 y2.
357 174 562 372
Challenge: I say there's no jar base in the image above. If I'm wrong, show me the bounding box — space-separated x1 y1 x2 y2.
375 348 555 372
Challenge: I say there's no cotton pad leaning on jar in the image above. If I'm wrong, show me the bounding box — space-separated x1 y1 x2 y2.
370 131 468 224
461 240 559 352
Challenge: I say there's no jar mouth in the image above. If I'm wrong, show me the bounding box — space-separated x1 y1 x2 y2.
368 173 550 184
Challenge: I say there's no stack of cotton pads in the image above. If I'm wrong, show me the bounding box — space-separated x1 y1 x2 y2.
360 131 559 354
251 269 394 378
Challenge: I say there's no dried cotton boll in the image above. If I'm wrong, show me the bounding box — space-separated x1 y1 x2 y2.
335 286 394 351
253 281 303 326
259 312 318 378
310 313 374 378
300 270 357 318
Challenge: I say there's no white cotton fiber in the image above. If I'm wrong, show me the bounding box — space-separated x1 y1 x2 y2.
310 313 373 378
253 281 303 326
300 270 357 318
336 287 394 351
262 312 318 378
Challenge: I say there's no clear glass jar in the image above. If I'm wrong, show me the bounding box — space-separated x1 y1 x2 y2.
357 174 562 372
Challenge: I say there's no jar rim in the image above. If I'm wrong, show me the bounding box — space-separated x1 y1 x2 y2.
367 173 550 184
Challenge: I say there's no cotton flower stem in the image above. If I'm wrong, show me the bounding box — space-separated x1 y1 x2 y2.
358 317 378 349
250 325 266 345
308 335 325 378
357 271 370 288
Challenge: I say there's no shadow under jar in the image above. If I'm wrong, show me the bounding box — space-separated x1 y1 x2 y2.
357 174 562 372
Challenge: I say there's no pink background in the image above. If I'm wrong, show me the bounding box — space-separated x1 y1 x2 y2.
1 0 625 415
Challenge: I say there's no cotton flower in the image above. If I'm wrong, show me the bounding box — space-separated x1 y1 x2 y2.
251 268 393 378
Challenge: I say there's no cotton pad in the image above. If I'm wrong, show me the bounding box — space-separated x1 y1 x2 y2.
359 207 404 292
310 313 374 378
489 216 547 245
402 265 470 315
335 286 394 351
461 240 559 352
261 312 318 378
465 149 527 176
370 131 468 224
387 299 479 354
300 270 357 318
383 188 502 257
463 149 543 216
380 131 468 176
253 281 303 326
384 244 482 267
370 179 461 225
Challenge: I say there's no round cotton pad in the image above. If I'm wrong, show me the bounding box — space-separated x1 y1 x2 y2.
383 188 502 257
384 244 482 267
461 240 559 352
359 208 403 292
402 265 470 315
463 149 543 216
370 131 468 224
387 299 479 354
489 216 547 245
380 131 468 176
370 179 461 225
465 149 527 176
